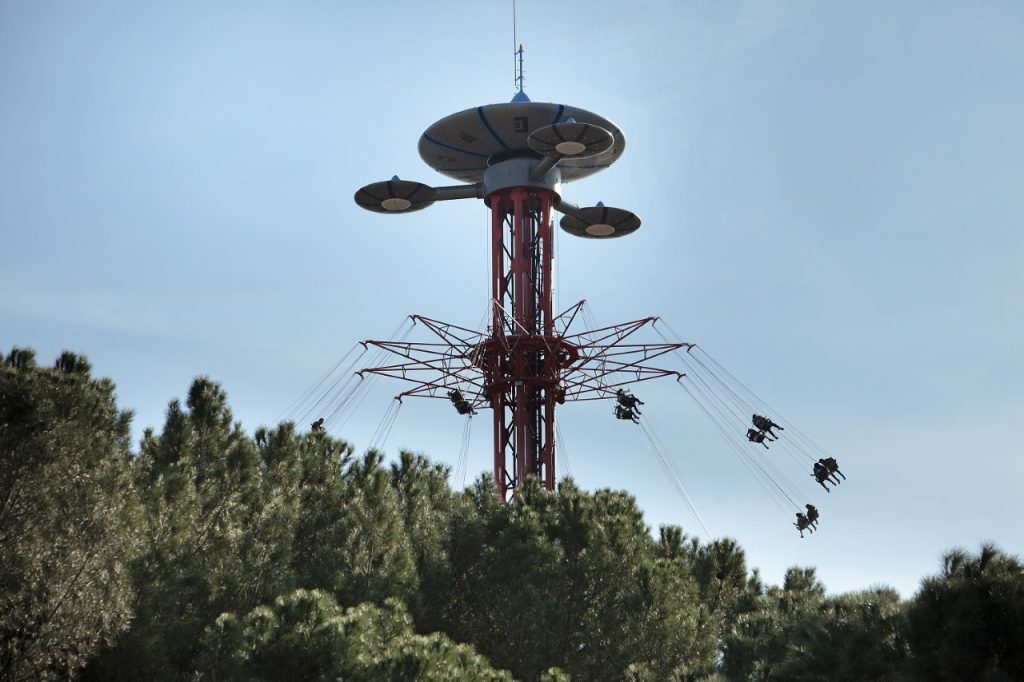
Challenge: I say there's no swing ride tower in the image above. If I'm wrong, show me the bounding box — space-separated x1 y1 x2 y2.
481 183 561 494
355 77 684 501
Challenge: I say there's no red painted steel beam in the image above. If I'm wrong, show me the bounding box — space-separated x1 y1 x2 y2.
483 187 562 500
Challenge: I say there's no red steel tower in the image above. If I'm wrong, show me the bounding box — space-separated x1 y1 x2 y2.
355 92 684 501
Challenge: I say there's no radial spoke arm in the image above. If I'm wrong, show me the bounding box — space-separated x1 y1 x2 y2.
554 300 587 335
433 184 483 201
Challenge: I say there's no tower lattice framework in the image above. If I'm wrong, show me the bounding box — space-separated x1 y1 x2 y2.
355 94 684 501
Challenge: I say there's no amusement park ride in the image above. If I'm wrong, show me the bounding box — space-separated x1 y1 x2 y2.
353 50 687 502
347 48 844 527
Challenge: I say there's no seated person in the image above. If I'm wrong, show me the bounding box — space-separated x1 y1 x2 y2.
746 428 769 449
752 413 784 438
615 404 640 424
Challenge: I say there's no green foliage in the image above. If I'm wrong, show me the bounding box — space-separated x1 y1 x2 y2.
721 567 827 680
433 477 717 681
0 349 141 680
93 378 277 679
683 534 753 640
776 587 909 681
196 588 512 680
721 566 911 682
389 450 459 633
85 376 426 679
904 543 1024 681
539 667 572 682
5 345 1024 681
329 449 417 607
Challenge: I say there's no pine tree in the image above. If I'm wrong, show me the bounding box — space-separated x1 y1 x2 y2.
439 476 717 681
905 543 1024 680
196 588 513 680
0 349 141 680
389 450 458 633
93 378 273 679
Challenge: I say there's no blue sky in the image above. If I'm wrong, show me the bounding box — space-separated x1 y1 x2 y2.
2 0 1022 597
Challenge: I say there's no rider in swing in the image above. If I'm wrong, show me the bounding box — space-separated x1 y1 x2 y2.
615 403 640 424
616 388 644 414
752 413 784 439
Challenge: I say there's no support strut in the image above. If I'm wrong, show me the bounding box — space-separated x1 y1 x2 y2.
483 187 564 501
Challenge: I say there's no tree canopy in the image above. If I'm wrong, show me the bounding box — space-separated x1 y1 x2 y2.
3 347 1023 681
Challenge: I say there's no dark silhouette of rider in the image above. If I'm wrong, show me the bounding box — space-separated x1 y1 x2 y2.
812 462 832 492
816 458 842 485
795 512 813 538
746 428 769 449
615 404 640 424
805 504 819 529
822 457 845 481
616 389 644 414
448 389 476 416
752 413 783 438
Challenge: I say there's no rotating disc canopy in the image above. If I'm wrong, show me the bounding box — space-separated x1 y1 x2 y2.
419 102 625 184
355 177 435 214
528 120 614 159
560 205 641 239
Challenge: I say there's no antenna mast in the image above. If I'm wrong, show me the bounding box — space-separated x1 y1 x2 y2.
515 44 525 94
513 1 524 94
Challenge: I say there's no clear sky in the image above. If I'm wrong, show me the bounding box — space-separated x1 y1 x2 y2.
2 0 1022 598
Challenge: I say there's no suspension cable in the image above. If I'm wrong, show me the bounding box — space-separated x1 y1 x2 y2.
677 379 799 519
456 415 473 488
286 315 415 431
318 318 416 431
653 322 835 504
555 422 572 478
691 346 823 465
368 398 402 452
278 341 361 422
637 419 712 539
